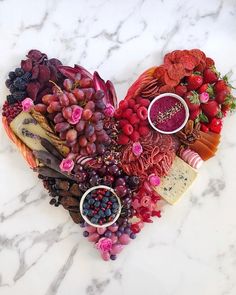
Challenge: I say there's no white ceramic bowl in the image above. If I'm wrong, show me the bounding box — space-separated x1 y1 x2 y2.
80 185 122 228
147 93 189 134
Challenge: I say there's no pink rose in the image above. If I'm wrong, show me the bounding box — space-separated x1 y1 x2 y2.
22 97 34 112
199 92 209 103
104 103 115 117
132 142 143 157
96 238 112 253
59 157 74 172
148 174 161 186
67 105 83 125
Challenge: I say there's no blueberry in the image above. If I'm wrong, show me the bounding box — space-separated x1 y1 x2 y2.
112 203 119 209
111 196 117 202
98 210 105 217
105 191 111 197
101 203 107 208
83 203 90 209
105 208 111 216
102 197 109 203
15 68 24 77
87 210 93 217
91 217 98 224
94 214 100 219
130 233 136 239
94 201 100 207
88 198 95 205
8 71 16 80
83 209 88 216
83 231 89 237
110 254 117 260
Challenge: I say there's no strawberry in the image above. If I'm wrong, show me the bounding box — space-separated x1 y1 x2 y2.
214 80 230 94
205 57 215 68
189 108 201 120
175 85 187 97
201 100 219 118
209 118 223 134
200 123 209 133
203 68 219 84
198 83 214 97
184 91 200 111
186 74 203 91
215 90 229 104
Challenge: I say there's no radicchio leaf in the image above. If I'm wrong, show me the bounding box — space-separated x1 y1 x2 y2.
58 66 79 81
93 71 111 106
74 64 93 79
106 80 118 108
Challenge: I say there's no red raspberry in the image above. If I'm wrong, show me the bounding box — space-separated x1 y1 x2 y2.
139 120 148 126
128 99 136 108
118 134 130 145
133 123 139 130
137 106 148 120
135 96 142 104
119 119 129 128
130 131 140 142
139 126 150 136
129 113 140 125
122 123 134 135
114 109 122 119
119 100 128 110
133 104 141 112
122 108 133 119
139 98 150 107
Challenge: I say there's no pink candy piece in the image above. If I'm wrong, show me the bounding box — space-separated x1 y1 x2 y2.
108 225 119 232
88 233 100 242
148 174 161 186
119 234 130 245
86 226 97 234
101 251 110 261
97 227 106 235
180 148 203 169
110 244 124 255
199 92 209 103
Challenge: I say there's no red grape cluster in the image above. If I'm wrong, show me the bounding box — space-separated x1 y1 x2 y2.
35 76 111 157
114 96 151 145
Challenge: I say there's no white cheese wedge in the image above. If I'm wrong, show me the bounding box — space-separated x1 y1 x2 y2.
10 112 51 151
153 156 198 205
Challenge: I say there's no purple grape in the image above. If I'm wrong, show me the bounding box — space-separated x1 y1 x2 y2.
85 124 95 137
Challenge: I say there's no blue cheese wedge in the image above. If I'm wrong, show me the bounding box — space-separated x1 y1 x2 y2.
153 156 197 205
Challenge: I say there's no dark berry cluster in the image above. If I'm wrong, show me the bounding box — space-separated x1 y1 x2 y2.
5 68 31 105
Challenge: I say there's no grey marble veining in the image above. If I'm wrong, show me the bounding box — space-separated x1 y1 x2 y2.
0 0 236 294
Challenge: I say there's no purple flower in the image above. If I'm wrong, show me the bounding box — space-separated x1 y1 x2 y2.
59 157 74 172
96 238 112 253
67 105 83 125
22 97 34 112
104 103 115 117
132 142 143 157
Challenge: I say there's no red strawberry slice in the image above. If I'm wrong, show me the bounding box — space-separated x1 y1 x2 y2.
184 91 200 111
186 73 203 91
201 100 219 118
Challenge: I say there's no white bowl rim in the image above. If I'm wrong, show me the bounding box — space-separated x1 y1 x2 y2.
147 92 189 134
80 185 122 228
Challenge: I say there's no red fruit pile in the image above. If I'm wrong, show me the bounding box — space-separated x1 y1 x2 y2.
114 97 151 145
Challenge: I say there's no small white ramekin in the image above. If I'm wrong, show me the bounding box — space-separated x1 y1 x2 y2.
147 93 189 134
80 185 122 228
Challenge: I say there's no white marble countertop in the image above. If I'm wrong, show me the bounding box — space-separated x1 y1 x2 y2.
1 0 236 294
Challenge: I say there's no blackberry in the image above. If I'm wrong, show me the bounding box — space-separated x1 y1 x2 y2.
13 77 26 90
21 72 31 82
8 71 16 80
13 91 26 101
15 67 24 77
5 79 12 88
9 84 16 93
6 94 16 105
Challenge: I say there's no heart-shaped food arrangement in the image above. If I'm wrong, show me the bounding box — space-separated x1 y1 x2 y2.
2 49 235 261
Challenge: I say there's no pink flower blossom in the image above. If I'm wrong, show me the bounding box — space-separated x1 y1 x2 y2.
104 103 115 117
22 97 34 112
148 174 161 186
132 142 143 157
67 105 83 125
59 157 74 173
199 92 209 103
96 238 112 253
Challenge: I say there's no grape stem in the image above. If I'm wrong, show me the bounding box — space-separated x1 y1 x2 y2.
49 80 62 93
